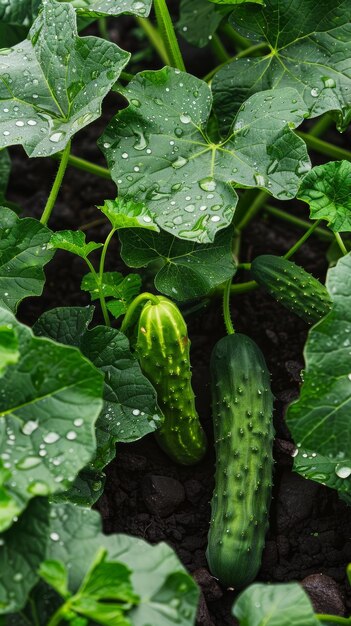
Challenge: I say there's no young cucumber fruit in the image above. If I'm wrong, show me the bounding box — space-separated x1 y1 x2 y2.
251 255 332 324
207 333 274 588
136 296 207 465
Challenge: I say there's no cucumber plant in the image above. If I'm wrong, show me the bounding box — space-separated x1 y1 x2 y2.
1 0 351 622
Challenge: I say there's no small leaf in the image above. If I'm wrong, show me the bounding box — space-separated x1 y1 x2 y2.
50 231 103 259
233 582 320 626
39 560 70 599
0 306 104 531
119 226 236 300
100 67 310 243
287 253 351 494
298 161 351 233
0 498 50 614
177 0 231 48
98 198 159 231
0 324 19 375
213 0 351 133
0 0 130 157
81 272 141 318
0 208 53 312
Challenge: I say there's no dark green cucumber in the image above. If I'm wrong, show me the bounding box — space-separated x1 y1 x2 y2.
207 334 274 588
136 296 207 465
251 255 332 324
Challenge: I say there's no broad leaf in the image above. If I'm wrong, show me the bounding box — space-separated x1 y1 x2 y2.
34 307 161 469
177 0 231 48
0 151 10 205
81 272 141 319
98 198 159 232
119 226 236 300
0 325 19 375
233 582 319 626
46 504 199 626
100 67 310 243
0 498 50 615
294 447 351 501
0 0 130 157
298 161 351 233
0 306 104 532
0 208 53 312
287 254 351 492
50 231 103 259
212 0 351 133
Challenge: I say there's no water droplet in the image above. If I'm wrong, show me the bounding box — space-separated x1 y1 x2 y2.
322 77 336 89
43 432 60 444
335 464 351 479
310 87 319 98
121 152 129 159
180 114 191 124
199 177 217 192
50 532 60 542
172 156 188 169
22 420 38 435
49 132 64 143
132 409 140 416
16 456 41 470
66 431 77 441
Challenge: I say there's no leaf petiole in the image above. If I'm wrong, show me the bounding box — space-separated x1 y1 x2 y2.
40 140 71 226
121 292 159 334
222 276 235 335
334 232 348 256
153 0 186 71
283 219 322 260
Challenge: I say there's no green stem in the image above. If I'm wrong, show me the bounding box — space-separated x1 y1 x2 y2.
98 16 109 39
223 277 235 335
121 292 159 334
52 152 111 180
230 280 257 294
210 34 231 63
40 140 71 226
297 131 351 162
309 114 333 138
237 262 251 270
203 42 268 82
236 190 269 231
334 232 348 256
136 16 170 65
284 219 322 260
263 204 332 240
47 606 66 626
120 70 135 82
316 615 351 624
99 228 116 279
85 258 110 327
153 0 185 70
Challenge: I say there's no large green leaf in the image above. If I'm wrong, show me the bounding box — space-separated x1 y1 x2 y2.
0 498 50 615
100 67 310 243
34 307 161 469
212 0 351 133
287 253 351 493
298 161 351 233
0 0 130 157
0 306 104 532
233 582 319 626
0 208 53 312
177 0 231 48
120 226 236 300
0 325 19 376
46 504 199 626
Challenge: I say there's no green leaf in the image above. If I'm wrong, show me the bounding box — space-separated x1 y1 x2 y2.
0 306 104 532
233 582 320 626
0 325 19 376
50 231 103 259
0 498 50 615
98 198 159 232
46 504 199 626
100 67 310 243
286 253 351 493
0 0 130 157
294 447 351 501
0 0 37 26
69 0 151 17
34 307 161 470
119 226 236 300
177 0 231 48
298 161 351 233
81 272 142 317
39 560 70 599
212 0 351 133
0 208 53 312
53 467 105 507
0 151 10 205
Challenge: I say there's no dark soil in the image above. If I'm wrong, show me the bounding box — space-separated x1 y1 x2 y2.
9 10 351 625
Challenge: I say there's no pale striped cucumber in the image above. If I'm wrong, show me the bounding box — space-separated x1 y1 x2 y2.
136 296 207 465
251 255 331 324
207 333 274 588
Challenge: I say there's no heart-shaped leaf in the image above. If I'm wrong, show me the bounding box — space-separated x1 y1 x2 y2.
0 208 53 312
0 0 130 157
100 67 310 243
298 160 351 233
0 306 104 532
213 0 351 133
50 230 103 259
98 198 159 232
119 226 236 300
